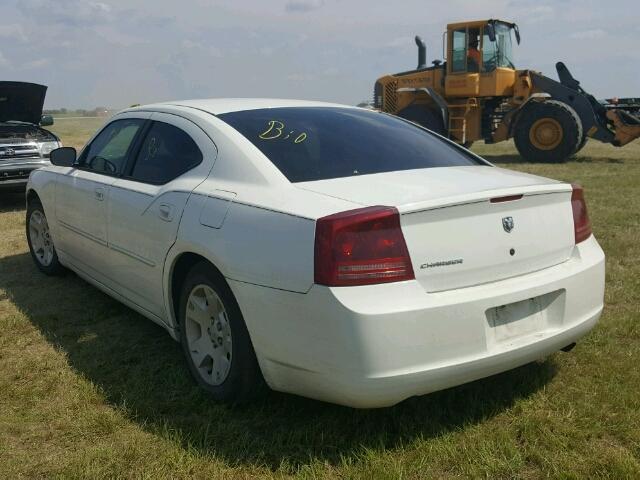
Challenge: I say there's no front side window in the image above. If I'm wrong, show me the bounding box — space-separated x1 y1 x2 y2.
129 121 202 184
467 28 481 72
495 23 515 68
218 107 482 183
451 29 467 73
482 29 497 72
81 119 144 175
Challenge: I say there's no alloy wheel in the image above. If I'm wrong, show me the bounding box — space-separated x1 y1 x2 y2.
28 210 54 267
184 284 233 386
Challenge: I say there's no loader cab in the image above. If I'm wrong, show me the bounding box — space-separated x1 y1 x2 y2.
445 19 520 98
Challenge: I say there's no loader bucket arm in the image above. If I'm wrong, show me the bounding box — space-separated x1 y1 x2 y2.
556 62 581 91
606 109 640 146
529 69 615 144
555 62 607 118
543 63 640 147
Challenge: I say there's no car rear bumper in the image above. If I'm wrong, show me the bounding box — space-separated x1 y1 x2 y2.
229 235 605 408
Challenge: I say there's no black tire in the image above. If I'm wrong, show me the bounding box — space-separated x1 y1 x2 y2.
397 104 445 135
574 134 588 155
26 198 65 275
178 262 264 404
514 100 583 163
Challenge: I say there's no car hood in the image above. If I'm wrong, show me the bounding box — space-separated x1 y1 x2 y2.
0 81 47 125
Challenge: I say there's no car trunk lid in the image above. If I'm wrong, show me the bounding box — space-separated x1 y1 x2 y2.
400 189 574 291
299 166 575 291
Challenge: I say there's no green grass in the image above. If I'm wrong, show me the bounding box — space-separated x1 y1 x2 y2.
0 133 639 478
48 117 108 150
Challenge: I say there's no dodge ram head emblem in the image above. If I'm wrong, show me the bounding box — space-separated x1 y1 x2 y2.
502 216 514 233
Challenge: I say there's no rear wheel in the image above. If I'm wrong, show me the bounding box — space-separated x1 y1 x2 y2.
514 100 582 163
397 105 445 135
26 199 65 275
178 262 264 403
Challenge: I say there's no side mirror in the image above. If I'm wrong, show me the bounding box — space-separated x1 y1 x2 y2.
50 147 77 167
486 22 496 42
40 115 54 127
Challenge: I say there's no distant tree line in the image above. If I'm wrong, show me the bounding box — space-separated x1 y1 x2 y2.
43 107 111 117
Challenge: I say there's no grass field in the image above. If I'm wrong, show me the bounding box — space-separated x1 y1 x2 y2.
0 121 639 478
48 116 108 150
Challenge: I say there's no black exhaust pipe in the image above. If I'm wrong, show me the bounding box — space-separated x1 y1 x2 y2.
415 35 427 69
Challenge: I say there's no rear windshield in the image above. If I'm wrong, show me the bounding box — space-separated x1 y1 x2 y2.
218 107 483 183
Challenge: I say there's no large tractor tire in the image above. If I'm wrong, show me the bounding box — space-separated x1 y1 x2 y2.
397 104 445 136
573 134 588 155
514 100 583 163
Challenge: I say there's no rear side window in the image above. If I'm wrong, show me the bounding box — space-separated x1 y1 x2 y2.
130 121 202 184
81 119 144 175
218 107 481 183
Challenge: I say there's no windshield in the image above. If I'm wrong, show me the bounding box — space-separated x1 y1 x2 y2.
218 107 483 183
495 23 515 69
483 23 515 70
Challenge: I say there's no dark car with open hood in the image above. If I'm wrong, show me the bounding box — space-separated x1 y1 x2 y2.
0 82 61 189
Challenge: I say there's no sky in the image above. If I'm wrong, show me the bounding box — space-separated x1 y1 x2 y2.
1 0 639 109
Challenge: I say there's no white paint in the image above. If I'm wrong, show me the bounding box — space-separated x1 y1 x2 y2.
27 98 606 407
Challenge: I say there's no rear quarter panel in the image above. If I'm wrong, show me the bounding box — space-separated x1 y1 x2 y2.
170 192 317 293
157 105 363 330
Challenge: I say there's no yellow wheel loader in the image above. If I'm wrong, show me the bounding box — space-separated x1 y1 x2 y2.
373 19 640 162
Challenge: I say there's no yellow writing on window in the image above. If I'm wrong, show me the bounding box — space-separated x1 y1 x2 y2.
259 120 307 144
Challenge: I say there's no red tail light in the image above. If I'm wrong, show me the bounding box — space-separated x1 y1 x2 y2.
571 184 592 244
314 206 415 286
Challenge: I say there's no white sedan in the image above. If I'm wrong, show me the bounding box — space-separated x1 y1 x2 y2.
26 99 605 408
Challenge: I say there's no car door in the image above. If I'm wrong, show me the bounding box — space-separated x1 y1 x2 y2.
106 112 217 321
55 115 148 282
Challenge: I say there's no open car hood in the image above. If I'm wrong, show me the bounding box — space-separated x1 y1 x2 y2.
0 81 47 125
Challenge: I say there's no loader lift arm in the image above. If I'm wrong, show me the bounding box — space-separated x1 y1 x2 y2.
551 62 640 147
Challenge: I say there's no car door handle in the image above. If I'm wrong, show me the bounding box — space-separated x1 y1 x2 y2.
94 187 105 201
158 203 174 222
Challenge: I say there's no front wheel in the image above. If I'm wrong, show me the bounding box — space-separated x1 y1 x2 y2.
514 100 583 163
179 262 264 403
26 199 65 275
573 134 588 155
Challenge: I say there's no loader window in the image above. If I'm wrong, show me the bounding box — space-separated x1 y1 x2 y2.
468 28 481 72
495 23 515 69
482 30 497 71
451 29 467 73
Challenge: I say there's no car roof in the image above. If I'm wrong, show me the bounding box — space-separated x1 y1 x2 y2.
127 98 352 116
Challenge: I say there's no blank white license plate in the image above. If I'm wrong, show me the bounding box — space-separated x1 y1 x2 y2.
486 296 547 343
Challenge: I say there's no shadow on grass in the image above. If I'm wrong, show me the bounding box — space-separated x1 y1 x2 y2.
0 190 25 213
0 251 558 469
